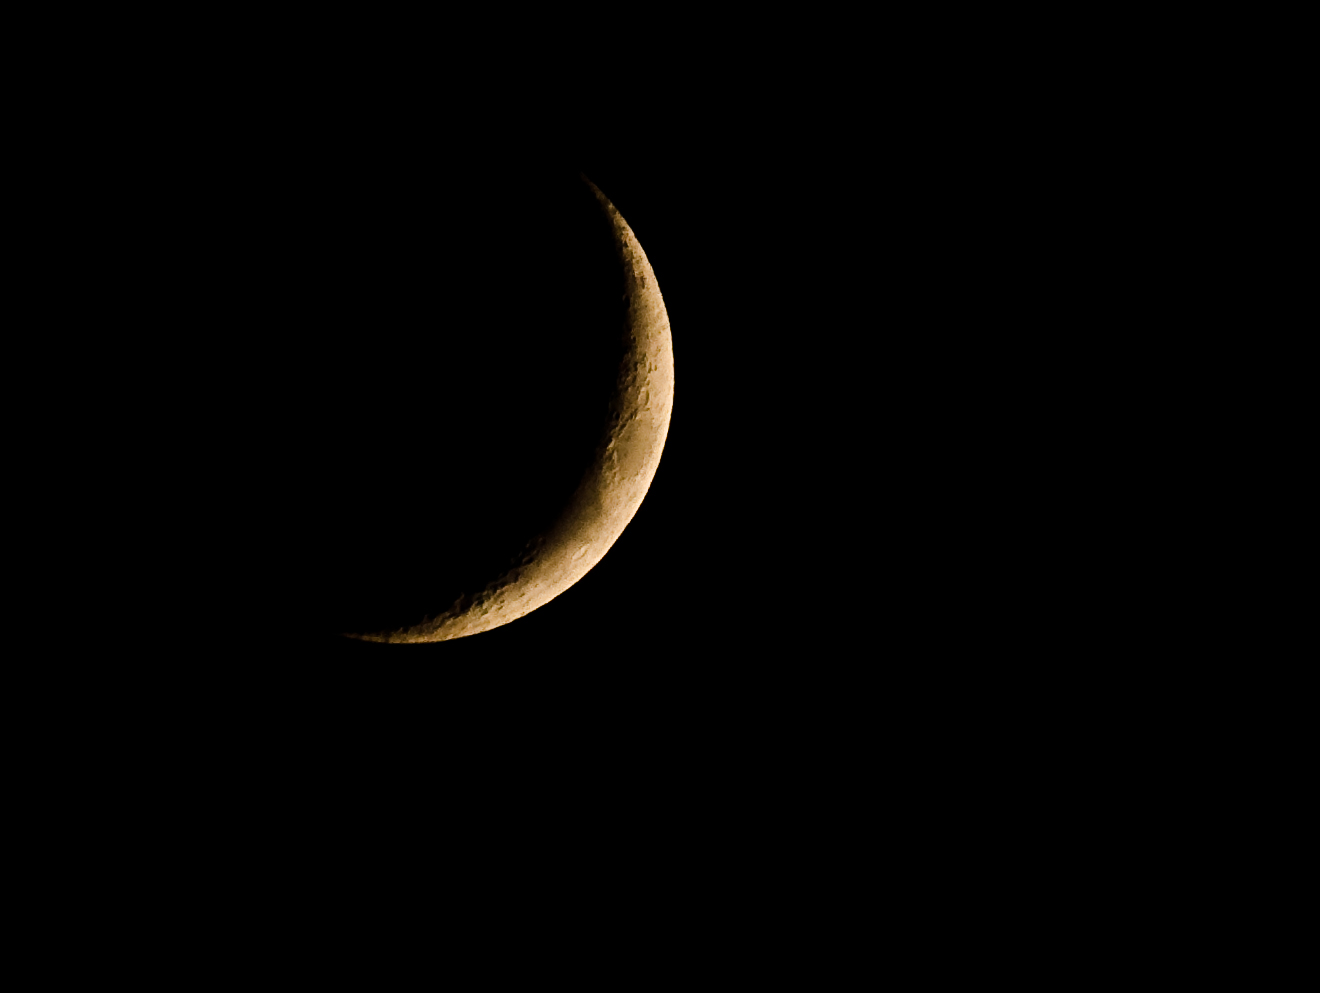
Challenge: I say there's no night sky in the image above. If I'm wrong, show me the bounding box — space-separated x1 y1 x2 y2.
29 37 1134 926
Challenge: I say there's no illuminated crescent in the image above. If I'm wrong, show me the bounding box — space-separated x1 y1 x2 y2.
351 176 674 643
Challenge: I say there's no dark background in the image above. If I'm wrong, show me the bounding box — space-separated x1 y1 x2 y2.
15 28 1213 944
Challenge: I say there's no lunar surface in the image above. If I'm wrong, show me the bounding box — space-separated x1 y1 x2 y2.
335 175 674 643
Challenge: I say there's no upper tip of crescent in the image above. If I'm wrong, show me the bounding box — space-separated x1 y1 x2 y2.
579 172 607 204
579 173 621 223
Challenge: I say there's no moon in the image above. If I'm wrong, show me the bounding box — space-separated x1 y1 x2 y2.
344 175 674 643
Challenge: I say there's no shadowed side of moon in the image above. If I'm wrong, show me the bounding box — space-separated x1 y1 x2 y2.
219 165 653 639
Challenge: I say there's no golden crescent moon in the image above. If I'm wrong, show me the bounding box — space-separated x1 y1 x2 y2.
349 176 674 643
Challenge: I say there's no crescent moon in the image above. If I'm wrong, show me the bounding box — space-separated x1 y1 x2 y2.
349 176 674 643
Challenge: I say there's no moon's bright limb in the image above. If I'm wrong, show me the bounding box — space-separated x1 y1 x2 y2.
349 176 674 643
